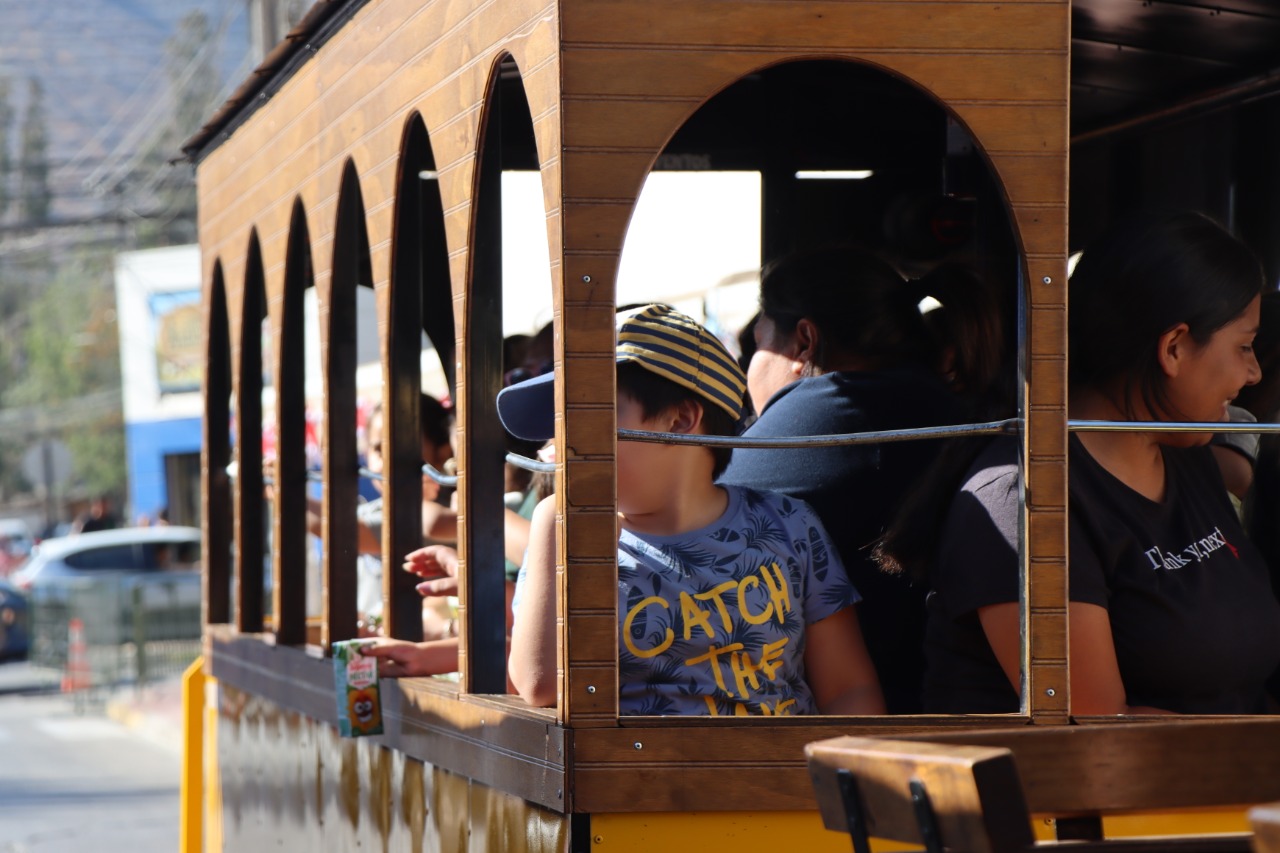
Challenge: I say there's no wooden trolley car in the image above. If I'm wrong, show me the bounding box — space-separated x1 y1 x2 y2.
181 0 1280 849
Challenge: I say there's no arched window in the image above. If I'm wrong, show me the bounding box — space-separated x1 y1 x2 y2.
464 53 548 693
323 160 377 646
204 260 232 626
236 232 268 632
272 199 314 645
385 114 456 640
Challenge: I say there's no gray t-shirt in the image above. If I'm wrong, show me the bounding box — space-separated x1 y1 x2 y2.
513 486 858 715
617 486 857 716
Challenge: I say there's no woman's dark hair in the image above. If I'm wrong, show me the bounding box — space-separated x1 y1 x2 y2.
758 246 931 371
1069 211 1264 419
737 312 760 374
420 393 453 451
616 361 737 479
913 264 1006 400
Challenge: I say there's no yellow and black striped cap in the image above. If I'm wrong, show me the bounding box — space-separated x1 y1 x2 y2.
615 304 746 423
496 304 747 442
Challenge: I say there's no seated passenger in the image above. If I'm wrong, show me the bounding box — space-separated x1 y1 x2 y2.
503 304 885 715
887 211 1280 714
719 247 964 713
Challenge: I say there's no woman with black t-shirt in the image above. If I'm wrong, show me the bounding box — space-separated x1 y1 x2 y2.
889 211 1280 715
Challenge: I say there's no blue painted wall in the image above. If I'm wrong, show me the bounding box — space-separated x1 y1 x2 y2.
125 417 202 521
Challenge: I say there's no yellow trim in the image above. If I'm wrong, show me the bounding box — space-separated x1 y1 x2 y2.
204 672 223 852
1104 807 1250 837
587 808 1250 851
589 811 918 852
179 656 204 853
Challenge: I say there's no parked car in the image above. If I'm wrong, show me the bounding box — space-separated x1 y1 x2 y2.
0 518 34 576
14 527 203 666
0 578 29 659
13 526 201 590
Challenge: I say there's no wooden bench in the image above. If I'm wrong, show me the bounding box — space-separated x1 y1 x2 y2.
807 735 1255 853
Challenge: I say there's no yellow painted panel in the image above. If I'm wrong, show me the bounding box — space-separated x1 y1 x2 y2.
590 811 919 852
589 809 1246 850
1103 807 1250 837
180 658 204 853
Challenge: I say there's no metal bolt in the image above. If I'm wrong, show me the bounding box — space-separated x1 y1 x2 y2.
1042 275 1052 285
1046 688 1056 697
586 685 597 694
582 274 592 283
633 741 643 750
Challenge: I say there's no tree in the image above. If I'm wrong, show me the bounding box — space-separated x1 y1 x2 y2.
4 249 126 499
17 76 49 224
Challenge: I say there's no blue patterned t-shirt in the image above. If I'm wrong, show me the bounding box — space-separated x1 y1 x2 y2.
616 485 858 716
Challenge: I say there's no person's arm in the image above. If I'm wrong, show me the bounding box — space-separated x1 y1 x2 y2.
1211 445 1254 501
507 496 558 707
976 601 1022 690
360 637 459 677
1066 602 1174 715
977 600 1174 715
402 545 460 593
503 509 531 567
421 503 459 543
803 606 886 715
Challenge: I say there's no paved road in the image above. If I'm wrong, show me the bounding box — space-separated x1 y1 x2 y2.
0 663 179 853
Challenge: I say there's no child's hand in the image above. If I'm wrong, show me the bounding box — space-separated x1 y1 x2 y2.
360 638 456 677
403 545 459 597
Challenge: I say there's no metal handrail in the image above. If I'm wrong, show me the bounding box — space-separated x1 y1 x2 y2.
616 417 1023 448
1069 419 1280 434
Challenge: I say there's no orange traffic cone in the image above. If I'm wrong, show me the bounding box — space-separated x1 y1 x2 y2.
62 617 91 692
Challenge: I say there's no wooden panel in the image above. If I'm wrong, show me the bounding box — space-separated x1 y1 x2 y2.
565 510 618 561
1027 264 1068 305
561 2 1069 52
1027 511 1066 561
207 630 567 811
562 258 620 304
569 719 1280 815
563 205 634 252
564 408 616 458
1027 611 1066 661
562 304 617 353
1010 204 1069 257
565 459 613 508
566 562 617 611
567 613 615 664
1026 660 1069 721
565 49 1066 106
1026 460 1065 509
568 717 1028 813
1029 307 1066 358
1027 560 1067 610
1028 403 1066 457
922 721 1280 815
562 356 615 405
566 665 618 716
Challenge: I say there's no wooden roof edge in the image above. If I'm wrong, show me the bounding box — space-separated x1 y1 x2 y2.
180 0 368 165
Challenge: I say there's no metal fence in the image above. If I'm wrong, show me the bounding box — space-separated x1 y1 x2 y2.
29 572 202 689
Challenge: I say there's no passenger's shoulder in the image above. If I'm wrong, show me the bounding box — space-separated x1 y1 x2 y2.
960 438 1020 496
727 484 821 521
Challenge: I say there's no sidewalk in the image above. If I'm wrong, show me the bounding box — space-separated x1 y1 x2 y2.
105 675 187 756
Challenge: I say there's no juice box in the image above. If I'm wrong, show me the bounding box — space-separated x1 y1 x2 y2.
333 639 383 737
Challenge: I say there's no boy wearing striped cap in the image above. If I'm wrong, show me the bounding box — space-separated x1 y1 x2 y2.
502 304 884 716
